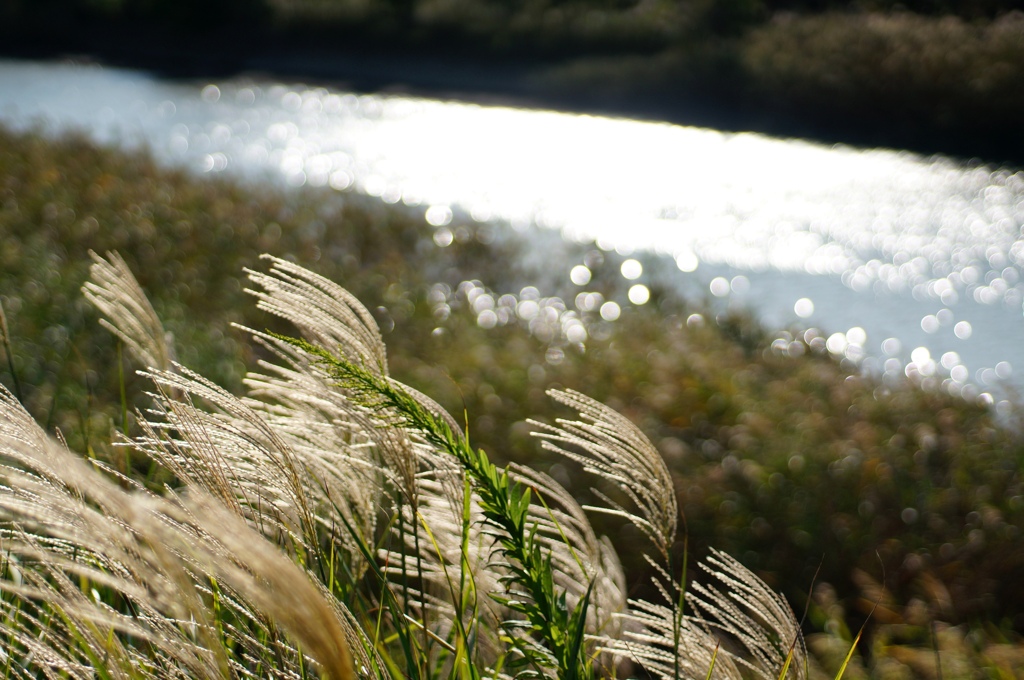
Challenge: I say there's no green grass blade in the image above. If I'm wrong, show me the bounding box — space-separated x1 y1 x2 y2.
832 625 864 680
703 641 720 680
777 646 794 680
833 565 881 680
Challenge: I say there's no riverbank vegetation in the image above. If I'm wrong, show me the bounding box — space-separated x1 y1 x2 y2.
3 1 1024 161
3 127 1024 675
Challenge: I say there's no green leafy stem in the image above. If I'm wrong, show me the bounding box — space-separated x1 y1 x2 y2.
278 335 594 680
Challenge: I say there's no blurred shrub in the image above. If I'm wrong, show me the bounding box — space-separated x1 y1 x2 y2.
741 11 1024 148
757 0 1024 19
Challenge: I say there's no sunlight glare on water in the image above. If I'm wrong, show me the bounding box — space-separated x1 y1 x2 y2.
1 59 1023 396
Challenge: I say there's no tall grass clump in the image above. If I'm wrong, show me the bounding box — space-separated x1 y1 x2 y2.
5 128 1024 674
0 251 819 679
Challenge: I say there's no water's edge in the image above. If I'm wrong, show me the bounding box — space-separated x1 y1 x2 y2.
3 24 1022 167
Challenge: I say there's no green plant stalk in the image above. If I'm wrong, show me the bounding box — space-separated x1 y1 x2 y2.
414 486 481 680
832 624 864 680
777 647 794 680
831 584 881 680
287 337 594 680
333 495 423 678
393 486 419 676
413 516 431 680
703 641 720 680
0 547 23 680
52 605 124 680
456 477 481 680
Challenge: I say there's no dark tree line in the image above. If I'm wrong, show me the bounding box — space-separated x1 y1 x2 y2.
0 0 270 30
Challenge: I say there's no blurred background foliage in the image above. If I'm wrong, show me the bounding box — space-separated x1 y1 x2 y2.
2 126 1024 676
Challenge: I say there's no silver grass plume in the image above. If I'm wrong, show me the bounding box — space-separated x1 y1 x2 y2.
242 257 507 667
244 256 421 505
687 550 808 680
531 389 677 561
242 328 433 514
0 383 356 679
603 549 808 680
236 334 384 569
83 253 384 573
529 390 806 679
245 255 387 373
82 250 173 372
133 364 324 556
603 598 743 680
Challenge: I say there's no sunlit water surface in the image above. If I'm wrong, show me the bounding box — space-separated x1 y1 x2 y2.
3 59 1024 406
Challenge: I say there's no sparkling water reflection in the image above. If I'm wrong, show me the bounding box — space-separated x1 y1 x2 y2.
2 58 1023 399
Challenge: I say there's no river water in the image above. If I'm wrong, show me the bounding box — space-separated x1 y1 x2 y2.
3 58 1023 407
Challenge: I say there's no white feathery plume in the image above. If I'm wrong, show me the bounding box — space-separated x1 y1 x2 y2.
0 383 357 679
81 250 173 372
602 596 744 680
237 349 384 567
686 549 807 680
80 251 380 568
239 315 420 514
135 359 393 586
136 364 322 551
598 551 807 680
531 389 677 561
243 259 422 506
529 390 806 679
83 251 427 588
245 255 388 373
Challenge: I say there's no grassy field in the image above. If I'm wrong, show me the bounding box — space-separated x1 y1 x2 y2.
2 126 1024 675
